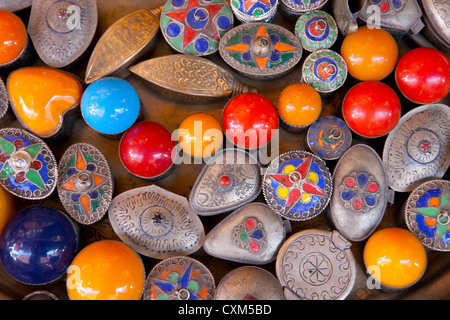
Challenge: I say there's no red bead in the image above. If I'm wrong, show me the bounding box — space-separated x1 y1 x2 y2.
395 47 450 104
219 176 231 187
31 161 41 170
119 121 176 180
222 93 279 149
246 218 256 231
342 81 401 138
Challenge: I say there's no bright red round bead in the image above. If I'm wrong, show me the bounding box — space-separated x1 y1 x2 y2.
222 92 279 149
119 121 176 180
342 81 401 138
395 47 450 104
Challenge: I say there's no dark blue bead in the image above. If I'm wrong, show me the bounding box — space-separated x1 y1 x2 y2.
167 22 181 38
217 15 231 31
341 190 356 201
195 37 210 53
250 229 264 240
365 195 377 207
357 173 368 187
86 163 96 171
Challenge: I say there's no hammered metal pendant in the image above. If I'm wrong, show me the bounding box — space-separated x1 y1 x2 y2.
219 23 302 80
404 179 450 252
189 148 262 216
263 150 332 221
160 0 233 56
0 78 12 124
306 116 352 160
85 6 162 84
203 202 289 265
129 54 257 104
0 0 31 12
108 185 205 260
382 103 450 193
276 229 356 300
0 127 57 200
215 266 285 300
28 0 98 69
329 144 388 242
143 256 215 300
57 143 113 225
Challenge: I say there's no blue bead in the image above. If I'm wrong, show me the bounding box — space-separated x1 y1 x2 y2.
81 78 140 135
357 173 369 187
241 33 252 44
365 195 377 207
0 206 78 285
217 15 231 31
71 193 80 202
167 22 181 38
172 0 185 7
195 37 210 53
86 163 96 171
341 190 356 201
250 229 264 240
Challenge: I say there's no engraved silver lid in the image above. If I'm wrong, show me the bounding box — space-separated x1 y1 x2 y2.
279 0 329 20
215 266 285 300
330 144 388 242
57 143 113 225
108 184 205 260
189 148 262 216
404 179 450 252
421 0 450 48
382 103 450 193
0 78 9 122
275 229 356 300
142 256 215 300
28 0 98 68
231 0 279 23
203 202 289 265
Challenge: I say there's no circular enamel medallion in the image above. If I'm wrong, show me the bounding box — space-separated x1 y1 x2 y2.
294 10 338 52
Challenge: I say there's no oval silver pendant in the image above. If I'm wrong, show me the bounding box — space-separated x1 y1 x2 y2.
215 266 285 300
189 148 262 216
276 229 356 300
28 0 98 68
382 103 450 193
108 184 205 259
57 143 113 225
329 144 388 242
203 202 289 265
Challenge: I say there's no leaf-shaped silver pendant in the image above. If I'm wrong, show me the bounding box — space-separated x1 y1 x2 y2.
85 6 162 84
129 54 257 103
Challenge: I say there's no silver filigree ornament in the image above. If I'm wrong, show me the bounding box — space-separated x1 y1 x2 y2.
28 0 98 68
108 185 205 260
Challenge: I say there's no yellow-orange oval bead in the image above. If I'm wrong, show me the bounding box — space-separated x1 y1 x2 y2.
0 10 27 65
66 240 145 300
0 186 15 237
363 228 427 288
278 83 322 127
341 26 398 81
178 112 223 159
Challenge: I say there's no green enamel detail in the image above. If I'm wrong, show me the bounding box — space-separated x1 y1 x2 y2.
83 152 94 163
158 294 170 300
0 162 14 178
169 272 179 283
187 280 199 292
26 169 46 189
0 138 15 155
240 230 248 242
24 144 42 158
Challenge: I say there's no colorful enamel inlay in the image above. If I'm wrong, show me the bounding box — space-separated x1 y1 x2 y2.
307 116 352 160
160 0 233 56
143 256 215 300
263 151 332 221
340 172 380 212
294 10 338 52
231 0 278 22
302 50 347 93
405 180 450 252
219 23 302 79
0 128 57 200
233 217 266 254
58 143 113 225
369 0 406 13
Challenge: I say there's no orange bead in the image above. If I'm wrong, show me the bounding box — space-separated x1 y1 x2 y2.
7 66 83 137
0 185 15 237
177 112 223 159
278 83 322 128
0 10 27 65
66 240 146 300
364 228 427 288
341 26 398 81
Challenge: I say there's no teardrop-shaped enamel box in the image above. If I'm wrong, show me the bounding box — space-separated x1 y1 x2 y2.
28 0 98 68
129 54 257 103
0 127 57 200
382 103 450 192
203 202 289 265
189 148 261 216
108 184 205 260
57 143 113 225
329 144 388 242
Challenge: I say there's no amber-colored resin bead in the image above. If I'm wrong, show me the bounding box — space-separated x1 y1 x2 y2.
341 26 398 81
0 10 27 66
363 228 427 289
67 240 146 300
0 186 15 236
177 113 223 159
278 83 322 132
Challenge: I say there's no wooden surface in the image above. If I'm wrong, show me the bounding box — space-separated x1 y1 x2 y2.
0 0 449 300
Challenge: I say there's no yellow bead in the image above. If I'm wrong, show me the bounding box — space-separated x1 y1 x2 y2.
0 186 15 237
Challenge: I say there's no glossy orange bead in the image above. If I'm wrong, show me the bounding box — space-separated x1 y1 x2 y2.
0 185 15 237
341 26 398 81
278 83 322 128
364 228 427 288
67 240 145 300
7 67 83 137
0 10 27 65
177 113 223 159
